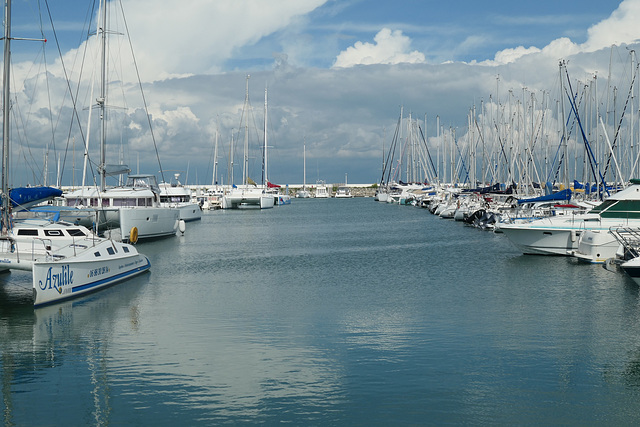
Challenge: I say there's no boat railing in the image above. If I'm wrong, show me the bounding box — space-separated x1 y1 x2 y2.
609 227 640 260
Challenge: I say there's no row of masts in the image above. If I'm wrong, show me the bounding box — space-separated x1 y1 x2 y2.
382 48 640 199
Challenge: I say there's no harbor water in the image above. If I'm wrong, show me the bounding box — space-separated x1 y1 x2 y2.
2 197 640 425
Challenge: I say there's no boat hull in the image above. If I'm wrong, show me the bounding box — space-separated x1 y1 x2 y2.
32 246 150 307
222 190 275 209
175 203 203 221
621 257 640 286
499 225 583 256
119 207 179 241
570 229 620 263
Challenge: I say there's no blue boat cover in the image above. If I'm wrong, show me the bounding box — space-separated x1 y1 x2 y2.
517 188 572 205
9 186 63 208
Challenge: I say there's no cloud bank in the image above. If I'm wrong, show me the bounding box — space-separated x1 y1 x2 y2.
8 0 640 187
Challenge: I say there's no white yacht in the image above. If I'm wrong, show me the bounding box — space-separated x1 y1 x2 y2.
62 0 179 242
159 173 202 222
500 181 640 258
315 181 330 198
65 174 180 242
222 185 275 209
334 186 353 198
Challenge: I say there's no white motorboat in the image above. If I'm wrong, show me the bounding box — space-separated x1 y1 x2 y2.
334 186 353 198
315 181 330 198
159 173 202 222
296 189 311 198
500 181 640 257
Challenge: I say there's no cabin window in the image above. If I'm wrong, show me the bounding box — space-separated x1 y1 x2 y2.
90 198 99 207
106 247 115 255
599 200 640 219
67 198 80 206
123 247 130 253
17 229 38 236
589 200 615 214
67 229 87 237
94 251 101 257
102 198 110 207
44 230 63 237
113 198 136 207
138 198 150 206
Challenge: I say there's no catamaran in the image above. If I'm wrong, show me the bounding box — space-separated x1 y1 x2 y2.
0 0 150 307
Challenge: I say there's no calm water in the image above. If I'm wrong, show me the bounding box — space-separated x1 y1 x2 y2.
2 198 640 425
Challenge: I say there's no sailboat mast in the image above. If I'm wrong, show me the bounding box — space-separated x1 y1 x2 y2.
243 75 249 186
212 116 219 186
263 85 268 186
303 139 306 190
98 0 107 192
559 60 569 190
2 0 11 233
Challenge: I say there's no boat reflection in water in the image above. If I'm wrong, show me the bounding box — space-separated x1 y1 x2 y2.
0 270 149 425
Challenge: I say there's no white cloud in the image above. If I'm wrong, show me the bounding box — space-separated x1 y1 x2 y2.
491 46 542 65
486 0 640 65
582 0 640 51
118 0 327 81
332 28 426 68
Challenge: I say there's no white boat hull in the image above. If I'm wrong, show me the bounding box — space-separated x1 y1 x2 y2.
222 189 275 209
570 229 621 263
32 247 150 307
175 203 202 221
119 207 179 241
499 224 583 256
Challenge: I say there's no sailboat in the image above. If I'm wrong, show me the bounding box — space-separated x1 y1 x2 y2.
62 0 179 241
221 77 274 209
0 0 150 307
296 141 311 198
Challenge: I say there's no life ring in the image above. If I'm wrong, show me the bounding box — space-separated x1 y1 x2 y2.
129 226 139 244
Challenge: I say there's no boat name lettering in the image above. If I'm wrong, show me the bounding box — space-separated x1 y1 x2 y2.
90 266 110 277
38 265 73 293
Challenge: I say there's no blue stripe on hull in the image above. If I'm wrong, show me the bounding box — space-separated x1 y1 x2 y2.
72 258 151 293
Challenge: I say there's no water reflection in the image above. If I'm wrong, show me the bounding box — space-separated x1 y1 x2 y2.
4 200 640 424
0 272 149 426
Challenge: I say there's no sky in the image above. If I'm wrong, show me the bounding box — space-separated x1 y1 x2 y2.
5 0 640 186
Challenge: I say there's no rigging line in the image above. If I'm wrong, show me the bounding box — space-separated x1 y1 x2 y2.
117 0 166 184
474 117 497 184
380 113 401 185
492 121 511 176
38 2 62 184
452 131 469 185
564 71 607 197
601 62 636 180
43 0 98 186
417 124 437 180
